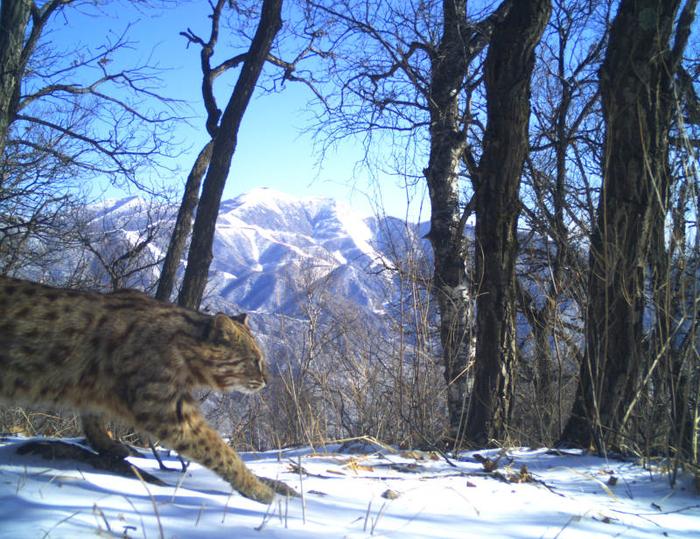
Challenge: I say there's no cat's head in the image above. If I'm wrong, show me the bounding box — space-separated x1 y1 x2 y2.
205 313 268 394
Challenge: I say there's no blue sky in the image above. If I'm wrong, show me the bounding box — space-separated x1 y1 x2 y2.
46 0 427 220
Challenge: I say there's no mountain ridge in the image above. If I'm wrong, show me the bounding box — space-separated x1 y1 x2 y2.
90 187 419 319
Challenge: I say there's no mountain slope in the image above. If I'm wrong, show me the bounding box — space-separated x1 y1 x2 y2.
89 187 417 319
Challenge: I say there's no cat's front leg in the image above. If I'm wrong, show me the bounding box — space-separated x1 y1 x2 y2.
134 394 277 504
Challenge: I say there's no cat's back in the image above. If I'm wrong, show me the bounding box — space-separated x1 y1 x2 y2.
1 276 106 340
0 277 163 405
1 276 210 415
0 276 205 372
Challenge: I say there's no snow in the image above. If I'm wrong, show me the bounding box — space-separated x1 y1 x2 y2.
219 187 379 265
1 438 698 538
75 189 396 316
89 196 143 220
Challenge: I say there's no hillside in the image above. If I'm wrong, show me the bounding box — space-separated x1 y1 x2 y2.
87 187 421 318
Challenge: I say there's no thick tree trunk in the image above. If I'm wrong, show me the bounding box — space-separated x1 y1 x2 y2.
425 0 472 447
466 0 550 446
178 0 282 310
0 0 31 159
561 0 691 450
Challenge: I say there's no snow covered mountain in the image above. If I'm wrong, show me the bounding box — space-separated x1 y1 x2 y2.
207 188 392 315
87 187 424 322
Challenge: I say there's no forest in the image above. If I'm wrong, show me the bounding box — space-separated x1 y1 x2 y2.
1 0 699 484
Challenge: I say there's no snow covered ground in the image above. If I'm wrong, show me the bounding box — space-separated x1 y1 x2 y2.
0 437 698 538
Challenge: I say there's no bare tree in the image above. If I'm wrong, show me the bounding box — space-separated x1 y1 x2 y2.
0 0 32 158
1 0 180 277
155 141 213 302
423 0 515 448
177 0 283 310
464 0 551 446
561 0 698 452
515 0 609 443
306 0 513 447
2 1 178 184
157 0 326 304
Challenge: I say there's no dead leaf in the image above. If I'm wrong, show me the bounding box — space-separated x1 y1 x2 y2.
344 458 375 474
513 465 533 483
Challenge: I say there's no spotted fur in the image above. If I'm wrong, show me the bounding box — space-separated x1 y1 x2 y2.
0 276 278 503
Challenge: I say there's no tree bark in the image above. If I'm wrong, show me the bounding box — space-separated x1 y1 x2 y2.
466 0 551 446
0 0 31 159
424 0 472 448
155 141 213 302
425 0 511 447
177 0 283 310
561 0 692 450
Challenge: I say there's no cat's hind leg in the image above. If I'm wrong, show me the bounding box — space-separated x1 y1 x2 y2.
81 412 134 458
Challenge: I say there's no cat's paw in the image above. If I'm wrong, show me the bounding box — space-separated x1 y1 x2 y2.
258 476 300 498
240 482 276 504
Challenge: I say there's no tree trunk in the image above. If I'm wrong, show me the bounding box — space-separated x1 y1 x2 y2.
177 0 282 310
425 0 472 447
561 0 692 450
155 141 213 302
466 0 551 446
0 0 31 159
425 0 514 447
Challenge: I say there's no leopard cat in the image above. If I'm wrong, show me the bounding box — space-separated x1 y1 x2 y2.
0 276 293 504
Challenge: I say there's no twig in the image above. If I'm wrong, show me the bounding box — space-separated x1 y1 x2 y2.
131 466 165 539
552 515 581 539
195 503 205 527
363 499 373 532
610 504 700 517
221 490 234 524
92 503 112 533
370 501 388 535
41 510 82 539
287 458 326 478
254 498 275 531
170 462 190 502
120 495 147 538
298 455 306 524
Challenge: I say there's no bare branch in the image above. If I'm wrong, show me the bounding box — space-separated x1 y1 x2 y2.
670 0 698 71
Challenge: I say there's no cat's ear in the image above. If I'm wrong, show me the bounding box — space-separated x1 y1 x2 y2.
207 313 230 341
230 313 249 327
